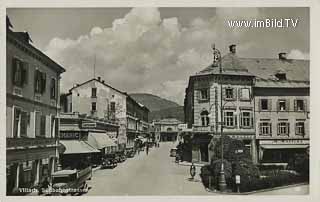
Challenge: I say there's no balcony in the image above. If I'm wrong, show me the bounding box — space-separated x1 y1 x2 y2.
7 137 56 149
193 125 214 132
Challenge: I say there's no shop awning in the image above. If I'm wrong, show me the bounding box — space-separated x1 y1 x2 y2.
87 132 117 150
260 144 309 149
60 140 100 154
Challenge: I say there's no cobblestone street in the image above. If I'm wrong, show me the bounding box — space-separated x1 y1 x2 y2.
86 142 210 195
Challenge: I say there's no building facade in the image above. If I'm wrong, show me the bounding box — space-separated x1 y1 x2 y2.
60 77 150 151
184 45 256 163
6 18 65 195
184 45 309 165
126 96 149 149
153 118 183 142
253 54 309 166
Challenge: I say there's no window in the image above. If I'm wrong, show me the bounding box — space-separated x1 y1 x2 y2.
278 100 288 111
13 108 21 138
40 115 46 137
92 88 97 98
199 89 209 101
200 111 209 126
259 122 272 136
240 88 250 100
260 99 270 111
91 102 97 111
278 122 289 136
224 111 237 127
110 102 116 112
295 122 305 136
226 88 234 99
50 78 56 99
240 111 253 128
12 108 29 138
34 70 46 94
12 58 28 87
295 100 305 111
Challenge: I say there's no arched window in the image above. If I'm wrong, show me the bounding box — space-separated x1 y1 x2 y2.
200 111 209 126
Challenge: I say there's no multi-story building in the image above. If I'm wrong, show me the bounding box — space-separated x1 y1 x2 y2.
6 17 65 194
184 45 309 165
153 118 183 142
126 96 149 149
60 77 150 152
184 45 256 163
253 53 309 166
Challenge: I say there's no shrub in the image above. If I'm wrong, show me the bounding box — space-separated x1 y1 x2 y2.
200 165 212 188
231 159 260 192
210 136 251 163
210 159 233 189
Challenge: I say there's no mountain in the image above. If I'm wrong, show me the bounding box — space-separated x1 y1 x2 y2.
149 106 184 122
129 93 184 122
130 93 180 112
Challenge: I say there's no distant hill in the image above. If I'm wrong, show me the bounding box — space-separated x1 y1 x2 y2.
149 106 184 122
129 93 184 122
130 93 180 112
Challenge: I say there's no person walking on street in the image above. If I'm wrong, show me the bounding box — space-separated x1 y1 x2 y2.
146 144 149 155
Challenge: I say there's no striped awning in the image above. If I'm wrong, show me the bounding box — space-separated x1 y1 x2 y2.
87 132 117 149
60 140 100 154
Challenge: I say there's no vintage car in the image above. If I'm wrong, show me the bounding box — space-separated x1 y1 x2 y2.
101 154 117 169
50 166 92 195
115 151 126 163
126 148 136 158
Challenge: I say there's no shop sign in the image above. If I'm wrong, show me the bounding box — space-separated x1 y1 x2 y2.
60 132 79 139
82 122 97 128
260 139 309 145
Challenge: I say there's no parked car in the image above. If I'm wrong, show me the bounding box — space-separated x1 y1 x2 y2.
101 154 117 169
50 166 92 195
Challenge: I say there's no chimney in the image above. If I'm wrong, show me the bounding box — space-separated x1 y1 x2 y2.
278 52 287 60
229 44 236 54
102 80 105 84
97 76 101 81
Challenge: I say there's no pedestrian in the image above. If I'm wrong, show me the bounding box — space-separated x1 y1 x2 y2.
38 177 49 195
146 144 149 155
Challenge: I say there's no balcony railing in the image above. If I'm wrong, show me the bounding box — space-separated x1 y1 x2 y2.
193 125 214 132
7 137 56 148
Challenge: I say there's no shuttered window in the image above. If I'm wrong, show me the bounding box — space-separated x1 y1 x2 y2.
20 111 29 137
277 122 289 136
50 78 56 99
240 111 253 128
295 122 305 136
294 99 306 111
259 122 272 136
13 108 21 138
260 99 270 111
40 115 46 137
224 111 237 128
12 58 28 87
34 70 46 94
239 88 250 100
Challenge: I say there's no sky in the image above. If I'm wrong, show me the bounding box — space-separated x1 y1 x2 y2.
7 7 309 105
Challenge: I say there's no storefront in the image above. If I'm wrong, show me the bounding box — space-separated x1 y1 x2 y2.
258 139 309 165
6 146 57 195
59 140 100 169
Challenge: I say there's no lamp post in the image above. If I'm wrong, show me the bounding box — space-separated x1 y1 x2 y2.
212 44 227 192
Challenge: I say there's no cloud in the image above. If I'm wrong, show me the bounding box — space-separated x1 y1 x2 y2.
287 49 309 60
44 7 281 105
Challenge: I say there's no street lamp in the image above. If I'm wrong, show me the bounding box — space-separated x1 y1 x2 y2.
212 44 227 192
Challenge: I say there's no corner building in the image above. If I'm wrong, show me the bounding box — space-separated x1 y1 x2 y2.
6 18 65 195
